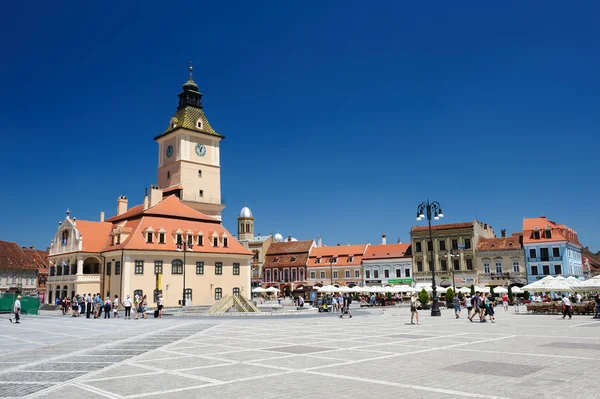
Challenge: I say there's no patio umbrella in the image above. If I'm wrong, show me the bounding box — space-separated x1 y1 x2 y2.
493 287 508 294
522 278 573 292
457 287 472 294
252 287 266 293
510 287 524 294
265 286 280 293
337 286 352 293
576 276 600 290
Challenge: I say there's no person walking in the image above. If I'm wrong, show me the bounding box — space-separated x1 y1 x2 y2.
340 293 352 318
453 295 461 319
464 295 472 319
157 296 164 318
469 292 480 322
501 293 509 311
112 295 120 318
337 294 343 314
85 293 93 319
561 294 572 320
134 295 140 320
103 297 112 318
9 295 22 324
485 294 495 323
594 294 600 319
410 292 420 325
123 295 132 319
141 295 148 319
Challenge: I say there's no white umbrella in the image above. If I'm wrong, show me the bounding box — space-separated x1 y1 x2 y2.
575 276 600 290
566 276 581 287
350 286 366 293
252 287 266 293
493 287 508 294
522 278 573 292
510 287 524 294
458 287 472 294
265 286 280 293
337 286 352 293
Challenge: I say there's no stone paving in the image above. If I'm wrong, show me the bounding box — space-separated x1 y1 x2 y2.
0 307 599 399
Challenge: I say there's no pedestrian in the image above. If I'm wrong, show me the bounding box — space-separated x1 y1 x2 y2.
85 293 92 318
561 294 572 320
157 296 164 318
464 294 472 319
9 295 22 324
72 295 79 317
141 295 148 319
337 294 343 313
486 294 495 323
380 294 387 311
410 292 420 325
501 293 509 311
93 294 99 318
594 294 600 319
453 295 461 319
469 292 480 322
134 295 140 320
298 295 304 308
340 293 352 318
104 297 112 318
123 295 132 319
113 295 120 318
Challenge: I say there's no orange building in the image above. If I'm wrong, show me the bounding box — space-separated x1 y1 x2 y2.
307 244 367 287
262 239 314 296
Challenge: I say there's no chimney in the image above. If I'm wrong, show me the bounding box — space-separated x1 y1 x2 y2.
149 185 163 208
317 236 322 248
501 229 507 238
29 246 34 249
117 195 128 216
381 234 387 245
100 211 105 222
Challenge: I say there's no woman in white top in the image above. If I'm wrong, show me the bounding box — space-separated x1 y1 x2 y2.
410 293 420 325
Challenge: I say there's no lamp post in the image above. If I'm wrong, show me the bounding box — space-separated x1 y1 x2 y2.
176 240 193 307
443 251 458 293
416 200 444 316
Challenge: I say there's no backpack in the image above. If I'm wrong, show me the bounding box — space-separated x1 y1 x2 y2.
104 302 111 311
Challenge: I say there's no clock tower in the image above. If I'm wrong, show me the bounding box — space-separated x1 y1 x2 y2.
154 65 225 220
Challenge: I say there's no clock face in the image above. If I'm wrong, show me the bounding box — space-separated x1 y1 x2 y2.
166 145 174 158
195 143 206 157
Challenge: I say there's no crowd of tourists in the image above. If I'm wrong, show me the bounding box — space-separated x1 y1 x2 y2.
56 293 164 320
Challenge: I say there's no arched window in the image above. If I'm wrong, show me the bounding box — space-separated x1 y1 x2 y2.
172 259 183 274
215 287 223 300
284 269 289 282
273 269 278 281
233 287 240 297
50 266 55 276
198 169 202 178
291 269 297 281
299 268 304 281
266 270 271 282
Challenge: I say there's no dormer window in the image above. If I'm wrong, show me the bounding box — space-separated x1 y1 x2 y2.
330 257 337 264
290 256 297 262
146 232 153 244
213 237 218 247
159 233 165 244
274 257 280 263
315 258 321 264
545 229 552 239
197 235 204 246
113 234 121 245
197 119 203 129
223 238 228 248
533 231 540 239
187 235 193 246
347 256 354 262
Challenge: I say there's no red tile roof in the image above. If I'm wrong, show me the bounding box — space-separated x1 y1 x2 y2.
522 217 581 245
411 222 474 233
363 243 411 260
307 244 367 267
266 240 314 255
74 220 113 252
477 235 522 251
22 248 49 274
0 241 39 270
105 195 216 223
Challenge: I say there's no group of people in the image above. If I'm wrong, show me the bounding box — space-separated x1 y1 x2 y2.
463 292 499 323
57 293 156 320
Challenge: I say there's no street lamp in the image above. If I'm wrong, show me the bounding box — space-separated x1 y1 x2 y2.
443 251 459 293
416 200 444 316
176 240 193 307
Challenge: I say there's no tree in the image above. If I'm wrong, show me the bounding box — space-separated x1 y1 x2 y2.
524 290 530 301
470 284 475 296
508 286 514 303
446 287 455 307
418 288 429 305
490 286 495 299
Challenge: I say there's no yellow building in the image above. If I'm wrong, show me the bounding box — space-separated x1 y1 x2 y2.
410 221 495 288
46 68 252 306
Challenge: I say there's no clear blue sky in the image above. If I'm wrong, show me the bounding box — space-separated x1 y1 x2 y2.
1 1 599 252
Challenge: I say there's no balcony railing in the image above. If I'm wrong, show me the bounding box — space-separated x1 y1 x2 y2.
528 256 562 262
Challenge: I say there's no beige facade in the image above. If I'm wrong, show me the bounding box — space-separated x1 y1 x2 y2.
410 221 495 287
476 233 527 287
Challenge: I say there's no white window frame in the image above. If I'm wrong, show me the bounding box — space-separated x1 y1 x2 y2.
319 271 326 279
309 270 316 280
345 270 350 279
354 269 360 278
495 262 502 274
483 262 490 274
512 261 520 273
332 270 338 279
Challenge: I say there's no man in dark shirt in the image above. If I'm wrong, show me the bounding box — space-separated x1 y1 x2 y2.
340 293 353 319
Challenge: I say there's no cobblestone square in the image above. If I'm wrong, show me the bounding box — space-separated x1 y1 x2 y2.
0 308 599 398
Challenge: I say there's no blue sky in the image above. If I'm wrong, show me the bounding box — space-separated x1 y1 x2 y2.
1 1 599 252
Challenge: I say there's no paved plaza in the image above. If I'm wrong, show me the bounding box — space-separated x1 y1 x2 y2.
0 308 599 399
